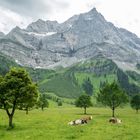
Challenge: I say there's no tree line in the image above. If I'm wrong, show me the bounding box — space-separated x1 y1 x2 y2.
76 81 140 116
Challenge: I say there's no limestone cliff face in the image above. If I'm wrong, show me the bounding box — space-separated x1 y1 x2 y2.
0 8 140 70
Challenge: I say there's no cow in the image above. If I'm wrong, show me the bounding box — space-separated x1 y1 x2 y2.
68 116 92 125
81 116 92 122
68 119 84 125
109 117 122 124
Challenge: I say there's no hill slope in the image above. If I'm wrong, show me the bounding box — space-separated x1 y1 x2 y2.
39 57 140 98
0 55 139 98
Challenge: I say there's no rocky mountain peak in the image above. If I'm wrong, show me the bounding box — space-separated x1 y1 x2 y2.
88 7 98 14
0 7 139 71
11 26 21 32
26 19 60 33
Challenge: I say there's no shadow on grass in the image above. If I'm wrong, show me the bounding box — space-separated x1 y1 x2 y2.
0 124 31 131
0 125 7 130
76 113 101 115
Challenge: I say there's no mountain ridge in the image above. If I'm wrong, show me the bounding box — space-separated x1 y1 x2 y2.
0 7 139 72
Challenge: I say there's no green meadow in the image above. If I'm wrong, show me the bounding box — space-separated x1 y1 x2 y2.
0 105 140 140
0 56 140 140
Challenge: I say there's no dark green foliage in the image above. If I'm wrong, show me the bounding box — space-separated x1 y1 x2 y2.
97 82 128 117
57 100 63 106
117 69 140 95
131 94 140 113
38 93 49 111
18 84 39 114
0 75 4 108
0 53 18 75
75 94 92 114
76 58 118 76
99 81 107 89
82 77 93 96
136 63 140 70
0 67 39 127
126 71 140 83
27 68 55 83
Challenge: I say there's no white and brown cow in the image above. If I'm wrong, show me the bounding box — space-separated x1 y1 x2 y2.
68 116 92 125
109 117 122 124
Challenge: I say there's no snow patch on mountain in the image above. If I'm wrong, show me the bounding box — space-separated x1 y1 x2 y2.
25 32 57 37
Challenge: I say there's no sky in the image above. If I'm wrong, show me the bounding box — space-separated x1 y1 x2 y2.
0 0 140 37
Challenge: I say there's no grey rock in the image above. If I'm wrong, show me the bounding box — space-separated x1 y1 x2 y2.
0 7 139 71
0 32 5 38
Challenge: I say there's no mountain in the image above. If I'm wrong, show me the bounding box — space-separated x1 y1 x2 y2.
0 32 4 38
0 52 139 98
39 57 140 98
0 8 140 72
0 53 18 75
26 19 60 33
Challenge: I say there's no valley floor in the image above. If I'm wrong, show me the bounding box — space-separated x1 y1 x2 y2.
0 107 140 140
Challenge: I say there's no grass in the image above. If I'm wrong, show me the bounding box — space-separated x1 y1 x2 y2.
39 71 82 98
0 107 140 140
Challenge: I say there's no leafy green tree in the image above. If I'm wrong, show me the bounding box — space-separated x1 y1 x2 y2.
97 82 128 117
38 93 49 111
57 99 62 106
0 75 4 108
75 94 92 114
0 67 39 128
19 84 39 114
82 77 93 96
117 69 140 95
130 94 140 113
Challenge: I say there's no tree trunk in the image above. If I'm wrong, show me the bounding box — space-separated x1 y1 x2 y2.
4 100 16 128
84 107 87 114
136 109 138 114
26 107 28 115
8 115 14 128
41 105 44 111
112 107 115 117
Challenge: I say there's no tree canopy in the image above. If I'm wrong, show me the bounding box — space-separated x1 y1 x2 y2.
38 93 49 111
97 81 128 117
130 94 140 113
82 77 93 96
0 67 39 128
57 99 63 106
75 94 92 114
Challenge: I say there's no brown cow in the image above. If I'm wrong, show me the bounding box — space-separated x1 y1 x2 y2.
81 116 93 123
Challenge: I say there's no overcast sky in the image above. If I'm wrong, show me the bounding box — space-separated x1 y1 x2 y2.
0 0 140 37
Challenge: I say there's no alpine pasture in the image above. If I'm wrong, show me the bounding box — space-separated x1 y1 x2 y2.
0 103 140 140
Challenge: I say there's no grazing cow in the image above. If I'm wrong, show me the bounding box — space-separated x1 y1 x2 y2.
109 117 122 124
68 119 84 125
68 116 92 125
81 116 92 122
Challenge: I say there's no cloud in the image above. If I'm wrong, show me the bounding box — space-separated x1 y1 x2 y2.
0 0 70 33
0 0 69 19
0 6 32 33
90 0 140 37
0 0 140 37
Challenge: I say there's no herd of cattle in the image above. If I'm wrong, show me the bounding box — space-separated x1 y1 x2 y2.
68 116 122 125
